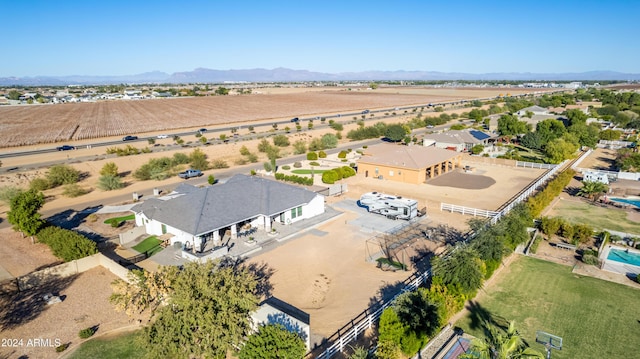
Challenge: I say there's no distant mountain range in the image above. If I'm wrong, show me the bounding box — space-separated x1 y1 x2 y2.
1 68 639 86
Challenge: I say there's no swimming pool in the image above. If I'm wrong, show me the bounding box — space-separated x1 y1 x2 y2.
609 197 640 208
607 248 640 266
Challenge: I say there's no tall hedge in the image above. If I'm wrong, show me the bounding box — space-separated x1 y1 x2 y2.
527 169 575 217
37 226 98 262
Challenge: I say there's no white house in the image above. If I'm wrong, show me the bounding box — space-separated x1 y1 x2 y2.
131 174 325 253
516 105 549 117
422 129 493 152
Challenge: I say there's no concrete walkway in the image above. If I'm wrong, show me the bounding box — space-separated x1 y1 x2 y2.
96 204 137 214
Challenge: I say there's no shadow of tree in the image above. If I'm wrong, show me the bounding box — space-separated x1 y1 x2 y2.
466 300 509 336
220 257 274 298
45 205 102 230
367 280 406 312
0 273 79 331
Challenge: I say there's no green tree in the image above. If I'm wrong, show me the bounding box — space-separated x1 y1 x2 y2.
578 181 608 202
7 189 45 236
47 164 80 187
98 175 124 191
7 90 21 100
238 324 306 359
599 129 622 141
393 290 441 337
539 216 563 238
431 246 485 296
460 321 544 359
535 119 566 144
141 261 259 359
544 138 578 163
240 145 251 156
189 148 209 171
376 308 403 359
471 144 484 155
100 162 119 177
321 133 338 149
385 124 407 142
110 268 174 317
309 138 324 151
215 86 229 95
497 115 530 136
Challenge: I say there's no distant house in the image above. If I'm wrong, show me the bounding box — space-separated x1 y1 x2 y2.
583 171 609 185
131 174 325 254
357 143 463 184
422 129 494 152
516 105 548 117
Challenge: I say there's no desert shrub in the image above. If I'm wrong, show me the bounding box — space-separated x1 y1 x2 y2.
338 150 348 159
309 161 320 166
582 254 600 266
318 151 327 158
189 149 209 171
293 161 302 168
211 159 229 169
329 122 344 131
87 213 98 223
99 162 119 177
30 177 51 191
55 343 69 352
250 169 257 176
134 157 175 181
350 163 356 167
47 164 80 187
322 170 339 184
172 152 190 165
37 226 98 262
63 184 88 198
309 138 324 151
281 165 291 170
363 145 368 149
0 186 23 205
307 152 318 160
98 175 124 191
257 139 272 153
272 134 290 147
321 134 338 149
263 162 273 172
78 327 96 339
239 145 251 156
246 153 259 163
293 140 307 154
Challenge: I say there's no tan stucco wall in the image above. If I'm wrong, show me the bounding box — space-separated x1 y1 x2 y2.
358 163 424 184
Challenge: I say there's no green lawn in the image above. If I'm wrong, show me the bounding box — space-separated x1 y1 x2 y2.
456 256 640 359
548 199 640 233
103 214 135 224
132 236 162 256
290 169 328 175
68 330 145 359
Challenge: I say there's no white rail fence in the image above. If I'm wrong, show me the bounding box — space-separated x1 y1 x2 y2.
516 161 557 169
309 270 430 358
440 203 499 218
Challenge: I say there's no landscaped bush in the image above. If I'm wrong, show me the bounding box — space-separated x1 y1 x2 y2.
338 150 348 159
37 226 98 262
309 161 320 166
582 254 600 266
307 152 318 160
322 170 339 184
281 165 291 170
55 343 69 352
78 327 96 339
527 169 575 217
341 166 356 178
293 161 302 168
274 173 314 186
318 151 327 158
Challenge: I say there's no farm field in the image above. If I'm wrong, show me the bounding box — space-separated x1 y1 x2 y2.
456 256 640 359
0 87 546 148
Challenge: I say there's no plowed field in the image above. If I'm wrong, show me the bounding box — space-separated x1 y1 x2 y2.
0 87 545 148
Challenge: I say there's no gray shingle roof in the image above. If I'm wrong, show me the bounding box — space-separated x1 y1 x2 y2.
131 174 318 235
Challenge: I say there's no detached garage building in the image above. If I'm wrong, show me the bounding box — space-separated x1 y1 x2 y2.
357 143 463 185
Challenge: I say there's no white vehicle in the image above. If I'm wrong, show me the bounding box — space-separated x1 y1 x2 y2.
157 134 169 139
359 192 419 220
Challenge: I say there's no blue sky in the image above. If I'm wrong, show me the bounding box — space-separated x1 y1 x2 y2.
1 0 638 77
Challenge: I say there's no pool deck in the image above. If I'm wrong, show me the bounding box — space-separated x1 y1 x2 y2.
599 245 640 278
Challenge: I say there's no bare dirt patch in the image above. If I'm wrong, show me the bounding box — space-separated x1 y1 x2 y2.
0 228 61 277
428 170 496 189
0 267 132 359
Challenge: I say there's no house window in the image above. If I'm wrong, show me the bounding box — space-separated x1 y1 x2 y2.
291 206 302 219
389 170 394 176
297 206 302 217
375 167 379 174
291 208 297 219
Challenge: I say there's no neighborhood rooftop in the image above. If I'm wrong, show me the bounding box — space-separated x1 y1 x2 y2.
359 143 461 170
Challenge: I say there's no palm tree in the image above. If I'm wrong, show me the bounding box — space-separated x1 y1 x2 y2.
577 181 608 202
461 321 544 359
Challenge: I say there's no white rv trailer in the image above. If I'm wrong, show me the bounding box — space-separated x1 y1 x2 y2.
359 192 419 220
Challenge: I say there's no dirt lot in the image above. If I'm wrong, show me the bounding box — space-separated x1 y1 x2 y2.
0 87 548 148
0 266 133 359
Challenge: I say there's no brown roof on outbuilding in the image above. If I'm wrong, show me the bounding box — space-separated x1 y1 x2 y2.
358 144 461 170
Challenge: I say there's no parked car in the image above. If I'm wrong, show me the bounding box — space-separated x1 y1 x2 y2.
122 135 138 141
178 169 203 179
290 117 300 123
198 128 207 134
156 134 169 139
56 145 75 151
362 110 370 114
